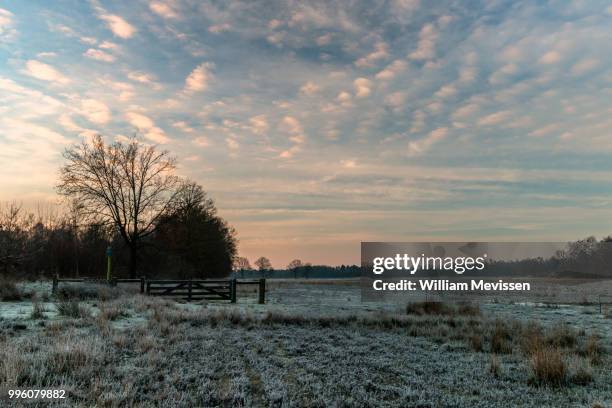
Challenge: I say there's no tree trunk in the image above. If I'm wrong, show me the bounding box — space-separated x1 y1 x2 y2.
129 244 138 279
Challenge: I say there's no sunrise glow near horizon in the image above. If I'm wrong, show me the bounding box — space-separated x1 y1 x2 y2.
1 1 612 267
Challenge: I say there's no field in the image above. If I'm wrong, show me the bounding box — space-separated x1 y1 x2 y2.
0 279 610 407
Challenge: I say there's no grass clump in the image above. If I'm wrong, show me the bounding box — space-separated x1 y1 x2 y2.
489 354 501 378
405 301 480 316
568 357 593 385
56 300 90 319
490 320 513 354
98 304 130 321
529 347 566 386
30 301 46 319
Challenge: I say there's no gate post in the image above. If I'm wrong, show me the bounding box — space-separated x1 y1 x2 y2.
258 278 266 304
231 279 237 303
140 277 145 294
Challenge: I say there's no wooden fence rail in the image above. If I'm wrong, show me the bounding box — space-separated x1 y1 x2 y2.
52 276 266 303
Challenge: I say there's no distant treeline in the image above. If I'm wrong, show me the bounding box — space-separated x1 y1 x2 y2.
483 236 612 278
232 264 362 280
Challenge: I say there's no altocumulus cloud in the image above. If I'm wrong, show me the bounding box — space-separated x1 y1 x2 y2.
0 0 611 265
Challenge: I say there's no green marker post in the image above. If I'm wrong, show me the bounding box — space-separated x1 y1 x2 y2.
106 246 112 282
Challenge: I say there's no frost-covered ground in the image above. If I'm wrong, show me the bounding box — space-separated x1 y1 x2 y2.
0 280 610 407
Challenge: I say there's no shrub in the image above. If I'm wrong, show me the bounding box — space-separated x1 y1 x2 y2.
56 300 89 318
491 321 513 354
568 357 593 385
530 347 566 386
583 335 604 365
470 334 483 352
520 321 544 355
57 283 99 300
0 279 22 301
546 324 577 348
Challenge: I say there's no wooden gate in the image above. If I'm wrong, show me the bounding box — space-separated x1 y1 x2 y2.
146 279 236 302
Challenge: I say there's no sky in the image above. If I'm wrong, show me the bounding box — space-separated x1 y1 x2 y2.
0 0 611 267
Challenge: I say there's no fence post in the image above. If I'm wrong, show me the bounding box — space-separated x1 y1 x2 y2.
188 281 193 301
258 278 266 304
140 277 145 294
231 279 237 303
146 281 151 295
52 274 58 294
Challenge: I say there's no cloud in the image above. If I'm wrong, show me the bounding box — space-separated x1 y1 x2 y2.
99 41 119 50
125 111 154 129
409 23 437 60
341 159 357 168
226 138 239 150
127 71 156 84
385 92 405 109
353 78 372 98
145 127 170 144
477 110 511 126
408 127 448 156
375 60 407 81
22 60 69 84
83 48 115 62
0 8 16 42
124 111 169 143
80 99 111 124
209 23 231 34
299 81 320 96
571 58 599 75
355 42 389 67
92 2 136 39
193 136 209 147
452 103 479 120
434 84 456 99
279 116 303 135
184 63 213 93
528 123 558 137
316 33 332 46
279 145 300 158
149 1 179 19
538 50 562 65
36 52 57 58
249 115 269 135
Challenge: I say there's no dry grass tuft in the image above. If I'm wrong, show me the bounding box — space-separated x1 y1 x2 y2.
98 303 130 322
582 335 604 365
406 301 480 317
568 356 593 385
489 354 501 378
529 347 566 386
546 324 577 348
470 334 483 352
56 300 90 319
30 301 46 319
490 320 513 354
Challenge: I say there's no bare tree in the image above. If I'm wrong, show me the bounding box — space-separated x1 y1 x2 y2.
234 257 251 271
58 135 182 277
254 256 272 277
287 259 302 279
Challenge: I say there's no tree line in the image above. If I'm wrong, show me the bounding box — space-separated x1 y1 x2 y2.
232 256 361 279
